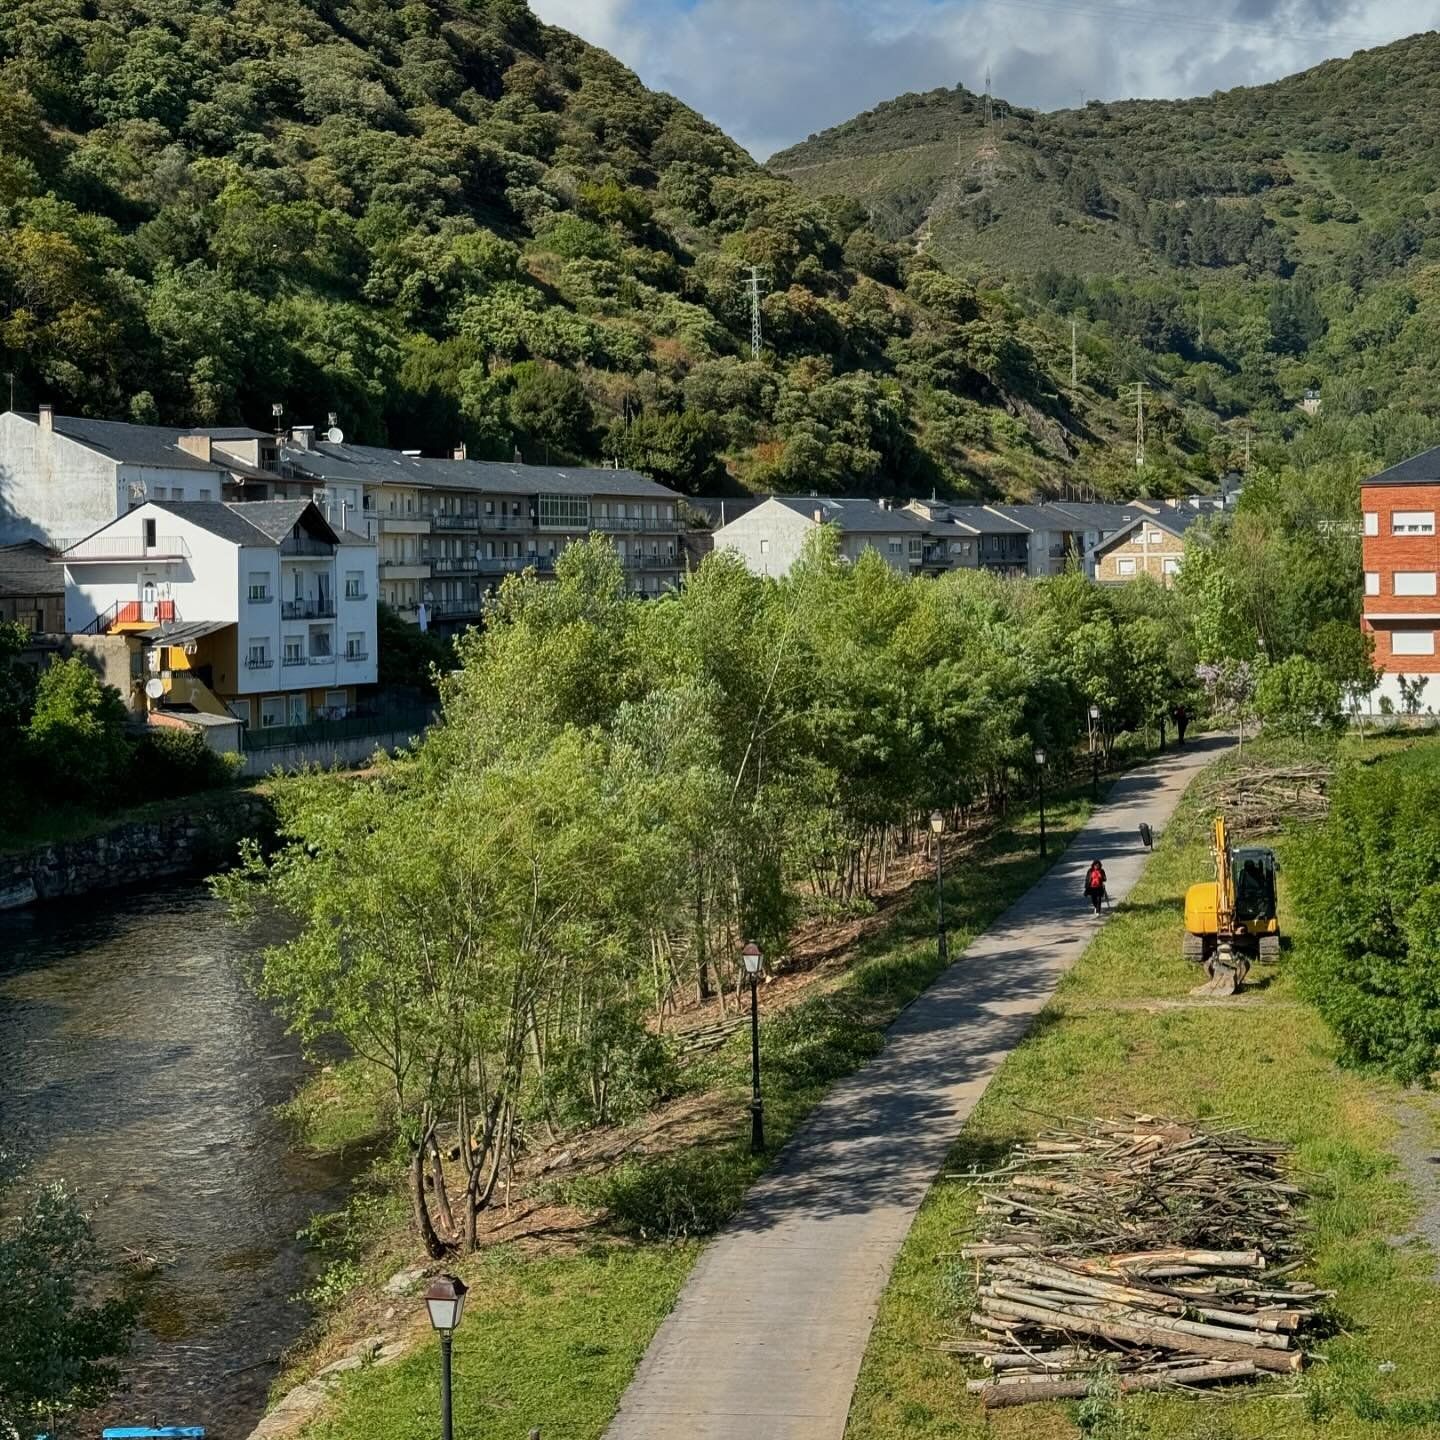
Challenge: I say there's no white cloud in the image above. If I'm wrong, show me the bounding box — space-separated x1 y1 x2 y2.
528 0 1440 159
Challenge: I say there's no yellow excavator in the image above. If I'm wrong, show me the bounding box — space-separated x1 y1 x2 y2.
1183 816 1281 997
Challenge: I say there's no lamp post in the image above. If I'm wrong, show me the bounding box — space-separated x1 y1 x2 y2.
929 810 948 962
742 942 765 1153
1088 705 1101 801
424 1274 468 1440
1034 746 1048 858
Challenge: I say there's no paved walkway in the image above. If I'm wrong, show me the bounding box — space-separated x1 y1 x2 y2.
605 739 1227 1440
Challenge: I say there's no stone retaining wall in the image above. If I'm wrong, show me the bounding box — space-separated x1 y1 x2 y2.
0 791 274 910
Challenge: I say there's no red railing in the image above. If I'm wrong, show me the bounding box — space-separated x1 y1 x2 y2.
83 599 177 634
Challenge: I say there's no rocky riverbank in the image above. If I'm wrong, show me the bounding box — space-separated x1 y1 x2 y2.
0 790 274 909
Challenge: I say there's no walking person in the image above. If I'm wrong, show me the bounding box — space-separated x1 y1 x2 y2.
1083 858 1108 916
1172 703 1190 746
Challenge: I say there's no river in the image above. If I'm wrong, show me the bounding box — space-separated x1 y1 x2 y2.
0 883 351 1439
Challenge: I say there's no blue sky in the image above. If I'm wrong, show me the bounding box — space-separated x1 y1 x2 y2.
529 0 1440 159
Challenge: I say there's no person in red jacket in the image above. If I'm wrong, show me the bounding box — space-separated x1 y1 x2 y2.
1083 859 1108 916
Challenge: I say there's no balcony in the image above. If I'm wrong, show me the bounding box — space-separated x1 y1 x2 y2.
432 514 479 531
279 535 335 558
343 588 367 602
309 653 335 665
283 654 308 668
477 514 533 531
476 555 556 575
65 535 190 562
344 649 370 662
282 598 337 620
427 556 480 575
83 598 179 635
590 516 654 533
245 655 274 670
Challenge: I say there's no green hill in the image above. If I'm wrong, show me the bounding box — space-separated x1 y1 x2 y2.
0 0 1152 500
772 33 1440 481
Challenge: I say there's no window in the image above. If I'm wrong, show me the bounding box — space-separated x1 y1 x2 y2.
198 488 213 501
324 689 349 717
538 494 590 528
1163 557 1180 576
1363 512 1379 536
144 518 157 548
1393 630 1436 656
227 699 252 726
259 696 285 728
484 500 495 515
247 641 270 669
1394 571 1437 596
1393 511 1436 535
1117 558 1137 577
1365 572 1381 596
344 570 364 599
309 628 332 658
888 539 903 554
248 572 271 602
283 636 304 665
287 694 308 726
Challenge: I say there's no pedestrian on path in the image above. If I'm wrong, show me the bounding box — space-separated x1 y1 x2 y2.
1084 858 1108 916
1172 703 1190 745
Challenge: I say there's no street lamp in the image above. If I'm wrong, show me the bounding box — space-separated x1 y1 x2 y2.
742 942 765 1154
1088 705 1101 800
425 1274 468 1440
1034 746 1048 858
929 810 948 963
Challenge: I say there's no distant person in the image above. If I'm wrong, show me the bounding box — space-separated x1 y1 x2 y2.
1172 704 1190 746
1084 859 1108 916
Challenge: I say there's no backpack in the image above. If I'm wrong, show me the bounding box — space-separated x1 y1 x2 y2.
1087 865 1103 891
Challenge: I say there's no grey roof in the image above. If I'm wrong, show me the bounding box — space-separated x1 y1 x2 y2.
1364 447 1440 487
1094 508 1202 552
0 540 62 596
938 506 1032 535
146 499 360 548
13 412 268 473
1044 501 1157 531
769 496 930 534
145 619 233 647
282 442 681 501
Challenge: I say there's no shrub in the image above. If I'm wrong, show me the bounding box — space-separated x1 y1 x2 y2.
25 657 131 804
1255 654 1341 736
583 1151 743 1240
1291 750 1440 1082
126 726 236 801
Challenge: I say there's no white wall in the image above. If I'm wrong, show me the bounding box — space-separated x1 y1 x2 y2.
64 505 240 632
839 532 916 574
714 499 818 578
0 414 227 548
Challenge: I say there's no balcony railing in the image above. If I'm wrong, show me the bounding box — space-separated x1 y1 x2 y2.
279 535 335 557
283 654 307 668
432 514 479 531
381 559 428 572
476 555 556 575
282 598 337 620
590 516 656 533
245 655 274 670
344 649 370 662
82 598 178 634
476 515 532 531
343 588 367 601
309 653 335 665
65 535 190 561
427 556 480 575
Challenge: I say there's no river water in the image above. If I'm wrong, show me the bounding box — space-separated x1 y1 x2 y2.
0 883 351 1439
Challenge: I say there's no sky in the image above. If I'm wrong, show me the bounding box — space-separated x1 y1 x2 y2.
528 0 1440 160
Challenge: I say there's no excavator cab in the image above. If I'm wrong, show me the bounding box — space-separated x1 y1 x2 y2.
1183 819 1280 996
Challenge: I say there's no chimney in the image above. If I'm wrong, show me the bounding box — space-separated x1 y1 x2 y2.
178 433 213 462
38 403 53 433
813 507 825 524
291 425 313 451
452 441 467 462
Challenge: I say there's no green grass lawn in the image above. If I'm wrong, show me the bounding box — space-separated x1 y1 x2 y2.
845 740 1440 1440
283 772 1113 1438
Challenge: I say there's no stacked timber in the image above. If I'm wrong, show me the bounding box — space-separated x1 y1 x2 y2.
949 1116 1327 1408
1210 764 1329 836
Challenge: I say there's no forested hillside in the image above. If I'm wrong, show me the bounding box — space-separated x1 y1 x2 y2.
773 32 1440 490
0 0 1136 498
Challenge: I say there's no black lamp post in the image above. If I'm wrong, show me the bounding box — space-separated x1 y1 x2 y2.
742 942 765 1153
424 1274 468 1440
929 810 948 962
1034 746 1048 858
1088 705 1101 801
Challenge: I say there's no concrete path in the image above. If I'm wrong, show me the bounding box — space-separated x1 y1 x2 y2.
605 739 1227 1440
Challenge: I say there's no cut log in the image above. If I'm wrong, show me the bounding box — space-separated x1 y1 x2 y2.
976 1360 1259 1408
979 1298 1303 1373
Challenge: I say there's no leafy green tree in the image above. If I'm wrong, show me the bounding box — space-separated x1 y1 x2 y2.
0 1161 138 1436
25 657 131 804
1254 654 1341 735
507 361 595 461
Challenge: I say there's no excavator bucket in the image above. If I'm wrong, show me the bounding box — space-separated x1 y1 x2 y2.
1190 946 1249 999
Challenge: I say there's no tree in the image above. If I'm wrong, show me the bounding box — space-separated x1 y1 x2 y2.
1254 654 1341 735
507 362 594 462
25 657 131 804
0 1161 137 1436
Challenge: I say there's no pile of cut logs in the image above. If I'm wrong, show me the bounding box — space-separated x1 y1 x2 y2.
947 1116 1327 1408
1209 764 1330 837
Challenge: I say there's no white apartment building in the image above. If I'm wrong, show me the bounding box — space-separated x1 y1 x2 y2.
0 408 278 549
62 500 377 728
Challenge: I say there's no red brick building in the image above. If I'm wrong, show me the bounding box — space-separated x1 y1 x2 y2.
1362 451 1440 713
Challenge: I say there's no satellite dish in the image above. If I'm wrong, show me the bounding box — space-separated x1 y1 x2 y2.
326 426 345 445
145 678 165 700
